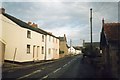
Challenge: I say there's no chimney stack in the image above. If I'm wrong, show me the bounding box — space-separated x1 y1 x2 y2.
0 8 5 14
28 22 38 28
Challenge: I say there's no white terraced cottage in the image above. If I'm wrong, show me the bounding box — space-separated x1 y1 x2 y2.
0 8 59 63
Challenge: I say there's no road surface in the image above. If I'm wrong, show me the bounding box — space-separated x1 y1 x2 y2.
2 55 98 80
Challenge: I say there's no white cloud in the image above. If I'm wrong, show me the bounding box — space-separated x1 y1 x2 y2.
2 2 118 46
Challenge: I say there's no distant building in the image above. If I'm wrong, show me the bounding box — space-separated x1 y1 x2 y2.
0 8 59 63
68 46 76 55
58 34 68 58
100 19 120 78
83 42 100 49
73 46 82 55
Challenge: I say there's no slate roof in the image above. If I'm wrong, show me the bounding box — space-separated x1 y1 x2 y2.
100 23 120 49
2 13 59 39
104 23 120 41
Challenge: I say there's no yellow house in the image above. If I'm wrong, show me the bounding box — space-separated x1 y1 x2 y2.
59 34 68 58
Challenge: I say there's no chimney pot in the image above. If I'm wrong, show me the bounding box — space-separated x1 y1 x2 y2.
0 8 5 14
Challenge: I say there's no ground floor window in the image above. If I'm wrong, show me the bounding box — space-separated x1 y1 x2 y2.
27 45 30 53
42 46 44 54
49 48 51 54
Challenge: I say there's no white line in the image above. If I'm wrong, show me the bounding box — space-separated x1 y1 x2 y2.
68 61 71 64
63 64 67 67
53 68 61 73
42 75 49 79
17 70 41 79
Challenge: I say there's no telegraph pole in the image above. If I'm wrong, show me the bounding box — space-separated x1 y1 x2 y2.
70 39 72 54
90 8 93 54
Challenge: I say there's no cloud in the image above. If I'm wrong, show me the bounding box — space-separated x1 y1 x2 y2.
2 2 118 46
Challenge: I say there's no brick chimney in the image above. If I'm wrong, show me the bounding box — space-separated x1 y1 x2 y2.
28 22 38 28
48 32 52 35
0 8 5 14
28 22 32 25
31 23 38 28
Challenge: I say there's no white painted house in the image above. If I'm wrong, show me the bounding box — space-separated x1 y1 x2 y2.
68 46 76 55
0 8 6 66
0 8 59 63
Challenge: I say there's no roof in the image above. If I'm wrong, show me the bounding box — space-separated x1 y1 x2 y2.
104 23 120 41
83 42 100 48
2 13 59 39
73 46 81 50
59 37 65 41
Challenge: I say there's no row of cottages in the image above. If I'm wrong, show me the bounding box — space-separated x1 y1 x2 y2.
0 8 6 66
0 8 59 63
58 34 69 58
100 19 120 78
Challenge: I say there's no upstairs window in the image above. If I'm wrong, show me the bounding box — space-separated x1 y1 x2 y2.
27 30 31 39
49 36 51 42
56 38 57 43
42 35 44 42
53 37 54 42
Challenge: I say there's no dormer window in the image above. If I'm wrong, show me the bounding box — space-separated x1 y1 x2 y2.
27 30 31 39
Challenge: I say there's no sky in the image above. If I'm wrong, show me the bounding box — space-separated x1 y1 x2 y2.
1 0 119 46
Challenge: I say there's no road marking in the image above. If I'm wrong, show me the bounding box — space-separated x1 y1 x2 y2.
63 64 67 67
42 75 49 79
53 68 61 73
68 61 71 64
17 69 41 79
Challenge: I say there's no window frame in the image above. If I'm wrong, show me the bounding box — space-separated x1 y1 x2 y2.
27 30 31 39
27 45 30 54
42 35 44 42
42 46 44 54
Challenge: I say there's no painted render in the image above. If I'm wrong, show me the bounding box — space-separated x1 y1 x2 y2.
1 12 59 62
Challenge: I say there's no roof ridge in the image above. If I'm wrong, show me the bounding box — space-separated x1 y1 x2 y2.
3 13 58 38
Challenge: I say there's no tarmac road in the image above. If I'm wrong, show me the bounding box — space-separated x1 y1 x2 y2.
2 54 98 80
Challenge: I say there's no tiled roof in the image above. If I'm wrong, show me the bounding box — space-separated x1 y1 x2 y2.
104 23 120 41
3 13 59 39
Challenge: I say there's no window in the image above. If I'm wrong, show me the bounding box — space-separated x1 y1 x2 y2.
49 36 51 42
42 35 44 42
42 46 44 54
56 38 57 43
27 30 31 38
53 37 54 42
56 49 57 53
27 45 30 53
48 48 51 54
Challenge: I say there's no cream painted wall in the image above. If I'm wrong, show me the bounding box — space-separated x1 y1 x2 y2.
0 14 6 66
45 35 59 60
2 14 45 62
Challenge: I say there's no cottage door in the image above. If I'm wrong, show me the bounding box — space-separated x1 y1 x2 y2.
37 46 40 61
33 45 36 61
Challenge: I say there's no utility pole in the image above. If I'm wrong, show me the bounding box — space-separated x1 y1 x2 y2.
90 8 93 54
83 40 85 47
70 39 72 54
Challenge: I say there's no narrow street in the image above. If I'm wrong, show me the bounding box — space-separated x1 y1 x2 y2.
2 55 99 79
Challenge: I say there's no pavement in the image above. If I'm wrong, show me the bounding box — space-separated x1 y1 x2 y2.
2 55 73 72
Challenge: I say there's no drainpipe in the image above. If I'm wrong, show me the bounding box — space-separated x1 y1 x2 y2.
44 35 47 60
106 44 112 76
